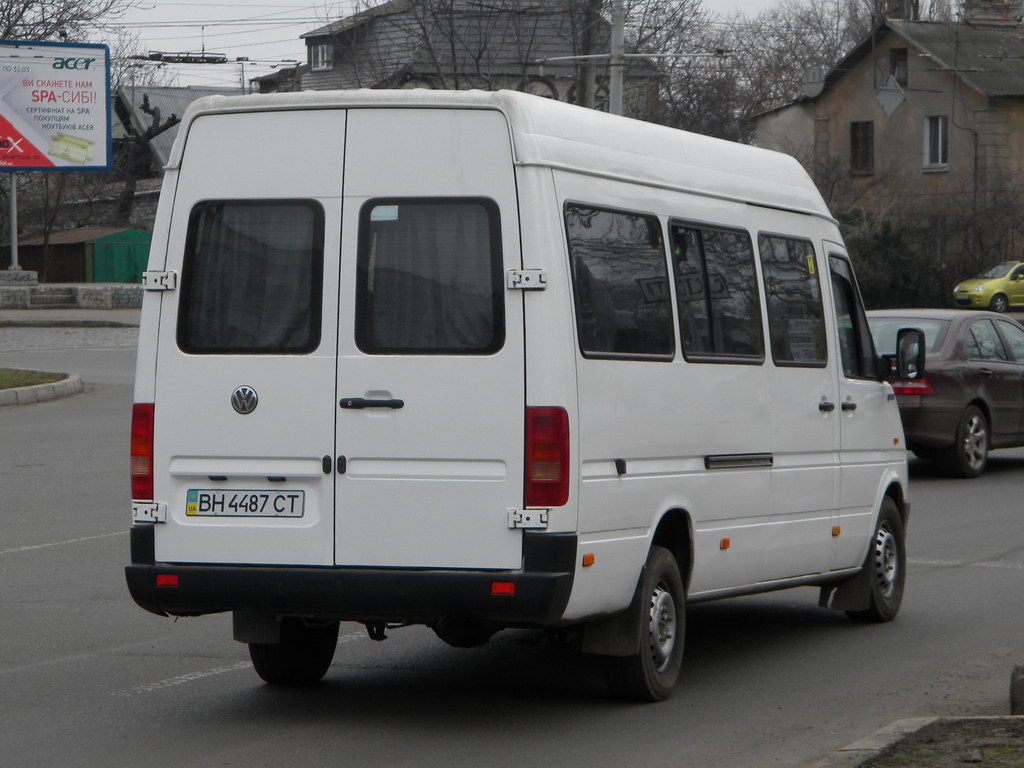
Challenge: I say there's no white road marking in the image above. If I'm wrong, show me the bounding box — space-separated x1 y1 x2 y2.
113 632 366 697
910 557 1024 571
113 662 252 697
0 530 127 555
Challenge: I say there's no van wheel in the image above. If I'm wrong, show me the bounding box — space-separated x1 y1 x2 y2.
248 617 339 685
601 546 685 702
991 294 1009 313
846 498 905 623
939 405 988 478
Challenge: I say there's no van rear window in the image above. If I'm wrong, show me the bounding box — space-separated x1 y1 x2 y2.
177 200 324 355
355 199 503 355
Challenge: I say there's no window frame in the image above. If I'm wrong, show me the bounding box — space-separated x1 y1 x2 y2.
850 120 874 175
176 198 326 356
354 196 505 356
668 218 765 365
924 115 949 169
889 47 908 88
311 42 334 71
564 201 675 362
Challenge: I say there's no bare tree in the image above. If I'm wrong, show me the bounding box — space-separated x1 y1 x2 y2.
115 94 178 223
1 0 137 42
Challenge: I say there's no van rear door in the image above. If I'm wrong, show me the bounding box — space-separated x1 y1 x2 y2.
151 109 345 566
333 108 525 570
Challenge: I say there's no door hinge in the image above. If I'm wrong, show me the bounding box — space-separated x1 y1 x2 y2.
132 502 167 524
506 269 547 291
508 508 549 530
142 270 177 291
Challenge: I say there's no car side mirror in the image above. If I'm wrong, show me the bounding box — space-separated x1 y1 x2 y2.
882 327 925 381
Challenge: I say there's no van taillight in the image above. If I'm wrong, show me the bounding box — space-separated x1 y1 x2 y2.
525 407 569 507
892 377 936 396
131 403 155 500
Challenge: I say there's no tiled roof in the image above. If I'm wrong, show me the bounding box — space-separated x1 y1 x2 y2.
890 20 1024 97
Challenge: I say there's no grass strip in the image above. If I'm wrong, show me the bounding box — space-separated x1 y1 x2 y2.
0 368 68 390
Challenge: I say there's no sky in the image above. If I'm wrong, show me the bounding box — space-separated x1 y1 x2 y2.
106 0 781 90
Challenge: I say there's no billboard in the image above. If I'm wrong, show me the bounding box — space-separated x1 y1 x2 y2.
0 40 111 171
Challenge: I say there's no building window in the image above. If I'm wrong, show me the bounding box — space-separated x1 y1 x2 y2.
850 121 874 174
925 115 948 168
889 48 908 88
311 43 333 71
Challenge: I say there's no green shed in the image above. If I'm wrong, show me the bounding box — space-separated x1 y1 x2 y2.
87 228 153 283
14 227 153 283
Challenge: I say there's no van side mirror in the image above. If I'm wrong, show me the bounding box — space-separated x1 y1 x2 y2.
881 327 925 381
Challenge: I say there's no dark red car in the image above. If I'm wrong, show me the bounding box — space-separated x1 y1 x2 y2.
868 309 1024 478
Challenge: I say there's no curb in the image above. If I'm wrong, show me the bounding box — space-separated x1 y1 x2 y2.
809 716 1024 767
0 374 83 407
0 319 138 328
809 717 938 767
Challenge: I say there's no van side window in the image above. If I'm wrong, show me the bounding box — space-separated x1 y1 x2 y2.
177 200 324 355
758 234 826 367
355 199 503 355
565 204 673 359
671 223 764 361
829 254 877 379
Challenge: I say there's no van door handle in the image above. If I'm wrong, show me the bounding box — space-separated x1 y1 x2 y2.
819 401 835 412
841 401 858 412
340 397 404 410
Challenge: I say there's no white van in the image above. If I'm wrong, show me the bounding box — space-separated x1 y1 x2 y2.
126 89 924 701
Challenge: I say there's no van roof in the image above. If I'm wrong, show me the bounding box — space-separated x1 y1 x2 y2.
169 89 832 219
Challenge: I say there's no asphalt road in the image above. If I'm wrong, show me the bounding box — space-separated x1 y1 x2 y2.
2 327 1023 768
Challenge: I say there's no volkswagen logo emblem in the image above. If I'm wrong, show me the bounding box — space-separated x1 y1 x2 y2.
231 386 258 415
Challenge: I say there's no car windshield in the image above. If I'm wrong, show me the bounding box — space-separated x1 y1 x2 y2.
868 318 949 355
975 262 1018 279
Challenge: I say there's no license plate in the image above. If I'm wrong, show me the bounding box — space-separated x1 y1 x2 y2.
186 489 304 517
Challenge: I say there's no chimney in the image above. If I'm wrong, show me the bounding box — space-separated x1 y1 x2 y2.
961 0 1022 26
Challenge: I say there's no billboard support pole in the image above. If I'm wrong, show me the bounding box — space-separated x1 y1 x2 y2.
8 173 19 271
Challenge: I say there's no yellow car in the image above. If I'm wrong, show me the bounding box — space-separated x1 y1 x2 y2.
953 261 1024 312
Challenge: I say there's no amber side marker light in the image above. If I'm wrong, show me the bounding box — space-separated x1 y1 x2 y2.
832 526 842 537
491 581 515 596
582 553 596 567
720 538 731 550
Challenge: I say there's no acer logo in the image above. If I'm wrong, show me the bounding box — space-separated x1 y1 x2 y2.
52 57 96 70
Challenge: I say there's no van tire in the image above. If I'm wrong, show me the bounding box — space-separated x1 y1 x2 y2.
939 405 988 478
846 499 905 623
248 617 339 685
601 546 685 702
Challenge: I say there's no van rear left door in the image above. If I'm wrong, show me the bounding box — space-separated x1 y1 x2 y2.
151 109 345 566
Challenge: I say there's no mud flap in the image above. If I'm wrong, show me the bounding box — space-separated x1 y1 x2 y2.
819 568 872 612
581 566 646 657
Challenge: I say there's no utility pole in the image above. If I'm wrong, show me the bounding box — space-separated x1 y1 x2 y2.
609 0 625 116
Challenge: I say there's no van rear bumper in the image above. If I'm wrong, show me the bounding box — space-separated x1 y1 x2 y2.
125 526 576 626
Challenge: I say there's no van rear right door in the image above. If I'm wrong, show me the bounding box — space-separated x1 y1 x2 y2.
332 108 526 570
